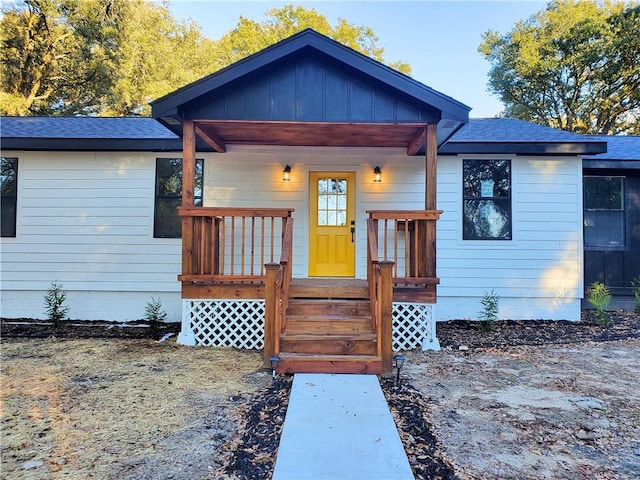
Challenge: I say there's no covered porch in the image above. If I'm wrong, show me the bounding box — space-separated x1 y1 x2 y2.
176 119 442 374
150 29 470 373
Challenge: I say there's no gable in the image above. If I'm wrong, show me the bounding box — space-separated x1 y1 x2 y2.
151 29 471 149
182 49 439 124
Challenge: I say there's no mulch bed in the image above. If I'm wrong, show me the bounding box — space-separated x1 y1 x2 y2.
0 318 181 340
436 309 639 349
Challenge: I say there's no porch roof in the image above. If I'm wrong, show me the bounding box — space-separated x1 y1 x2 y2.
150 29 471 151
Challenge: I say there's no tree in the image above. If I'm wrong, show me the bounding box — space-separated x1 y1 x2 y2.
1 2 411 116
1 0 121 115
210 4 411 75
0 0 218 116
479 0 640 134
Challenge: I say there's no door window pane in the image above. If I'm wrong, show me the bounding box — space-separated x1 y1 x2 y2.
317 177 348 226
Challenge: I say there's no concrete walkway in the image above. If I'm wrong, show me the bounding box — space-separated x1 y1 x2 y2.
272 374 414 480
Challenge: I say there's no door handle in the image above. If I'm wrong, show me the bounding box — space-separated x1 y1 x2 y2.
350 220 355 243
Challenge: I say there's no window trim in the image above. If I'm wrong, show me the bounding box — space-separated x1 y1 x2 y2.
583 175 626 251
462 158 512 241
1 157 18 238
153 157 203 239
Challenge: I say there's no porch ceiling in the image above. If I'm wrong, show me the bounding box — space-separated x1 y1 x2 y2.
192 119 430 155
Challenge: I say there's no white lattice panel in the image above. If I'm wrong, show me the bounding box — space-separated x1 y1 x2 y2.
184 299 265 349
393 302 439 351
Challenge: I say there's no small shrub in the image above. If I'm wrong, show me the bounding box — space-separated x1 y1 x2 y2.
145 297 167 338
44 281 70 327
587 282 611 327
632 277 640 315
478 290 499 332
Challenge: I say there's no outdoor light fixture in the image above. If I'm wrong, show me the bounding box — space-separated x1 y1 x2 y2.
269 355 280 380
393 354 406 386
373 166 382 183
282 165 292 181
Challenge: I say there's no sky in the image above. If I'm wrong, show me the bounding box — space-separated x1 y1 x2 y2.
166 0 548 118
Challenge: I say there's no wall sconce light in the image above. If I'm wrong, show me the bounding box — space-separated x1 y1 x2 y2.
269 355 280 381
393 354 406 386
373 166 382 183
283 165 292 181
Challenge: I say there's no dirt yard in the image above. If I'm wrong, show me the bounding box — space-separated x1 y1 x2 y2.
1 314 639 479
404 340 640 479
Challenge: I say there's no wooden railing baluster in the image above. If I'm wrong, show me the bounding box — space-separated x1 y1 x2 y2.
177 207 294 283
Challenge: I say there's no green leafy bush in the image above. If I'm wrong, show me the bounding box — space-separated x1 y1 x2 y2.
478 290 500 332
44 282 70 327
587 282 611 327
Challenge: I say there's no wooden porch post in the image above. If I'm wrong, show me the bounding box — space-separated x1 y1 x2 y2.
380 261 394 373
425 123 438 280
425 123 438 210
263 263 280 367
181 120 196 277
182 120 196 207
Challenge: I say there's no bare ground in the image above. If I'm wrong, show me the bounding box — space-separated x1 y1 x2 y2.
1 312 639 479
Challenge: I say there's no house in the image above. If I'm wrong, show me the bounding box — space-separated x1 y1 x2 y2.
582 135 640 301
1 29 610 373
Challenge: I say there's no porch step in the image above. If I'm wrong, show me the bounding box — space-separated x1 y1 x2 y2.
280 333 377 355
286 299 371 316
289 279 368 299
278 280 380 374
283 317 373 335
276 353 382 374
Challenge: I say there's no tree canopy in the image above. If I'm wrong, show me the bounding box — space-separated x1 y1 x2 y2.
480 0 640 134
1 1 410 116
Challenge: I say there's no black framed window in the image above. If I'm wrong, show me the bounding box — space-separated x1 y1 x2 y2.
1 157 18 237
154 158 203 238
584 176 625 247
463 159 512 240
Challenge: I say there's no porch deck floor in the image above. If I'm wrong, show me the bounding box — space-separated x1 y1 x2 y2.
272 374 413 480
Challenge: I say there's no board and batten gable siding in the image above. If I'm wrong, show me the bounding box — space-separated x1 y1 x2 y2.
437 155 584 321
0 151 182 321
201 145 426 279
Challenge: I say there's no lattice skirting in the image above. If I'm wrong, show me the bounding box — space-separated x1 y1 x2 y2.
393 302 440 351
179 299 265 349
178 299 439 351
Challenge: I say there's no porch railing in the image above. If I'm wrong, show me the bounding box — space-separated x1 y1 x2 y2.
366 210 442 288
178 207 294 283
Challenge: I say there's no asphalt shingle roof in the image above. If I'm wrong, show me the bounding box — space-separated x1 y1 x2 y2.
449 118 593 143
0 116 178 139
584 135 640 161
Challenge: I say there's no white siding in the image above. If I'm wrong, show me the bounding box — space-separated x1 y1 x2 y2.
437 155 583 321
1 146 584 322
202 145 425 278
0 151 181 321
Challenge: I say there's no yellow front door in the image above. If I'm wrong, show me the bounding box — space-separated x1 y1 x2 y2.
309 172 356 277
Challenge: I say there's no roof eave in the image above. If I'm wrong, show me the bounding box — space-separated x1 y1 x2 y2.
583 159 640 169
438 141 607 156
0 138 185 152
